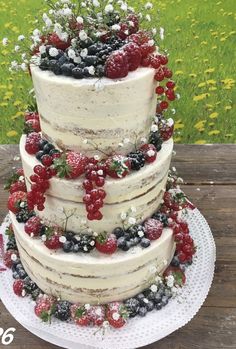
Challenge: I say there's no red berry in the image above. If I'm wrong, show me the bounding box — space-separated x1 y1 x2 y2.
86 204 96 214
24 112 39 122
47 32 71 50
141 55 151 67
159 55 168 65
163 67 173 78
35 297 55 322
8 191 27 214
106 309 126 328
166 89 176 101
25 119 41 133
163 266 186 286
25 132 41 155
95 176 105 187
83 194 92 204
97 189 106 199
87 305 106 326
94 198 103 210
13 280 25 297
182 244 194 256
105 51 129 79
37 204 45 211
70 304 90 327
151 56 161 69
92 211 103 220
140 144 157 163
96 234 117 254
25 216 42 237
129 30 151 46
178 251 188 263
140 43 155 58
159 118 174 141
44 234 63 250
155 86 165 95
67 152 89 179
160 100 169 110
144 218 163 240
154 68 165 81
166 80 175 89
105 155 131 179
123 42 141 71
41 154 53 167
127 14 139 34
83 179 93 191
117 23 129 40
3 250 19 268
10 181 27 194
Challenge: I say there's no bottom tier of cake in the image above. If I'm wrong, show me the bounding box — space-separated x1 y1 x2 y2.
10 212 175 304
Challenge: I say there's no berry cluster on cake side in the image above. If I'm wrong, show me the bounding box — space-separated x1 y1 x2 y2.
3 0 197 331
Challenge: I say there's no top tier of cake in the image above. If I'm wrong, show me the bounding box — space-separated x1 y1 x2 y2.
31 65 157 156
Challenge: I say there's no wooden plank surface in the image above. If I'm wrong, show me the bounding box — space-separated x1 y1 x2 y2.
0 144 236 349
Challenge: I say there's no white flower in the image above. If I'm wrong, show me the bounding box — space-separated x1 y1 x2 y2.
73 56 82 64
155 275 162 284
92 0 100 7
147 149 155 157
112 24 121 31
62 8 72 16
81 2 86 7
88 66 95 75
94 155 100 161
123 138 130 144
118 142 124 147
143 298 149 304
160 27 165 40
11 253 17 261
76 16 84 24
79 30 88 41
105 4 114 13
2 38 8 46
33 29 41 37
18 35 25 41
94 79 105 92
167 118 174 126
85 304 91 310
137 230 144 238
21 63 28 71
128 217 136 225
140 137 147 143
41 234 47 242
97 170 104 176
80 48 88 58
49 47 59 57
59 236 67 243
149 265 157 274
15 45 20 52
148 39 155 47
130 206 137 213
166 275 175 288
112 312 120 321
152 28 157 35
145 2 153 9
145 14 151 22
121 2 128 11
120 212 127 220
68 49 76 59
150 284 158 293
151 124 158 132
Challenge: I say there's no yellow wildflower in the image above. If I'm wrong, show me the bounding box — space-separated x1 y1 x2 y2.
194 120 207 129
175 70 184 75
195 140 207 145
225 106 232 111
205 68 215 74
198 82 206 88
175 59 183 64
209 87 217 91
208 130 220 136
193 93 210 101
189 73 197 78
206 80 216 85
7 130 18 137
209 112 218 119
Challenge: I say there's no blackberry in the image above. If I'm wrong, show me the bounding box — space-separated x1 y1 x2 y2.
87 43 103 55
128 151 145 171
138 307 148 317
13 271 20 279
61 63 75 76
126 225 144 238
78 234 95 253
95 65 105 78
16 209 35 223
136 293 145 303
155 302 163 310
83 55 98 66
149 132 163 152
153 292 162 304
54 301 71 321
24 277 38 294
125 298 140 318
152 212 168 227
72 67 84 79
17 269 27 279
73 244 80 253
6 237 17 251
31 288 41 301
140 238 151 248
113 227 125 239
39 58 49 71
63 241 73 253
36 150 44 161
146 300 155 312
48 60 62 75
65 231 76 241
58 54 69 66
146 291 156 302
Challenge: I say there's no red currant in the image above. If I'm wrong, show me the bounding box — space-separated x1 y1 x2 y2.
156 86 165 95
95 177 105 187
166 80 175 89
154 68 165 81
160 100 169 110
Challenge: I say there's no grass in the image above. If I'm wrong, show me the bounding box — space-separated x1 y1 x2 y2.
0 0 235 144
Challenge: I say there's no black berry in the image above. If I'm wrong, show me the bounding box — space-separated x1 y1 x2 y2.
128 151 145 171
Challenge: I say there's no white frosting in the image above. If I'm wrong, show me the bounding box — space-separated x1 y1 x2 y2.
10 212 175 304
20 135 173 232
31 65 157 155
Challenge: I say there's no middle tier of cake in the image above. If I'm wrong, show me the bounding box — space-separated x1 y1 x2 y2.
20 136 173 233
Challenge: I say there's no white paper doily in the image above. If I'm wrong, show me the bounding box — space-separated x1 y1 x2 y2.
0 208 216 349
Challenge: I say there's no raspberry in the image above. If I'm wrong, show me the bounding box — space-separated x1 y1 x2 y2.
150 56 161 69
166 89 176 101
140 43 155 58
117 22 129 40
44 234 63 250
105 51 129 79
47 32 71 50
24 216 42 237
3 250 19 268
8 191 27 214
41 154 53 167
156 86 165 95
160 100 169 110
10 181 27 194
95 233 117 254
163 67 173 78
25 132 41 155
144 218 163 240
13 279 25 297
87 305 106 326
127 14 139 34
140 144 157 163
166 80 175 89
159 55 168 65
129 30 151 46
123 42 141 71
154 68 165 82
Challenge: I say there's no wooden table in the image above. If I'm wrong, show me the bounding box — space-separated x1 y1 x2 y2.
0 144 236 349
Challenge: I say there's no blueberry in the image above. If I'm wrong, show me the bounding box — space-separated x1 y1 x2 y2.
153 293 162 304
82 67 93 77
155 302 163 310
18 269 27 279
39 58 50 71
140 238 151 248
43 143 55 154
36 150 44 161
95 65 105 78
129 237 140 247
13 271 20 279
117 237 126 249
123 232 131 241
152 212 168 227
138 307 148 317
58 54 69 66
77 62 86 69
15 263 24 272
80 38 94 49
125 298 140 318
136 293 145 303
49 149 60 156
39 139 48 150
113 227 125 239
73 244 80 253
61 63 75 76
161 296 169 307
171 256 180 267
83 55 98 66
72 67 84 79
147 291 156 302
146 301 155 312
63 241 73 253
48 60 62 75
65 231 76 241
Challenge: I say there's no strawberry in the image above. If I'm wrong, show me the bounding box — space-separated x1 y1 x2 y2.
13 279 25 297
25 216 42 237
163 191 189 211
47 32 71 51
25 118 41 133
163 266 186 287
106 303 128 329
159 118 174 141
10 181 27 194
44 234 63 250
95 233 117 254
8 191 27 214
87 305 106 326
105 51 129 79
123 42 141 71
144 218 163 240
34 296 56 322
105 155 131 179
53 151 88 179
70 304 90 326
3 249 19 268
140 144 157 163
4 170 25 192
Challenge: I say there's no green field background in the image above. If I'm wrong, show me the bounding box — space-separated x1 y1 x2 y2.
0 0 235 144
